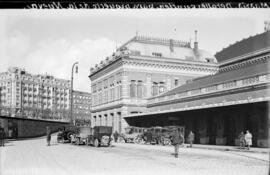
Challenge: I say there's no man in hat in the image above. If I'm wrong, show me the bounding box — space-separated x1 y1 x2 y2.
171 128 184 158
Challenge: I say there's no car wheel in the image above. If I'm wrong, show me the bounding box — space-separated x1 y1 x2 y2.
94 139 99 147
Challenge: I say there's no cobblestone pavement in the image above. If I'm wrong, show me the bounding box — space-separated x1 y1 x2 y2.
0 135 269 175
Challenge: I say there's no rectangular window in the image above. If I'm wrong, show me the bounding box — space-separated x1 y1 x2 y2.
110 88 115 101
104 79 108 89
119 85 122 98
109 76 115 87
115 86 119 99
104 90 108 103
98 93 102 104
130 80 136 98
98 82 102 92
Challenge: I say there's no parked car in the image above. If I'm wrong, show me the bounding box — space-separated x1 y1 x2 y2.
57 126 77 143
120 126 145 143
86 126 113 147
141 126 185 146
74 126 92 145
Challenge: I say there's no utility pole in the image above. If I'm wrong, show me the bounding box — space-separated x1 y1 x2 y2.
70 62 78 125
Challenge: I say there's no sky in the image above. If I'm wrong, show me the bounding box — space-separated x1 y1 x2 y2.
0 9 269 93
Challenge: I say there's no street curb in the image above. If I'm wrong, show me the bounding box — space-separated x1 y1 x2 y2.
115 142 269 154
192 145 269 154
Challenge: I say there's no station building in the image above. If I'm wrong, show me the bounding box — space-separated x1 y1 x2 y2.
125 31 270 147
89 33 218 132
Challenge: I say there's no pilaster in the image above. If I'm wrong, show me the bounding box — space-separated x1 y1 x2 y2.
146 74 152 98
121 106 129 133
166 75 171 91
122 71 129 99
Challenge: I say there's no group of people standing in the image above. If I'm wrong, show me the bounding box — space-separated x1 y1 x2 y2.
238 130 253 150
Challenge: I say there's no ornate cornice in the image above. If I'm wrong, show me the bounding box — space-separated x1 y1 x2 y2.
89 58 123 81
123 57 218 73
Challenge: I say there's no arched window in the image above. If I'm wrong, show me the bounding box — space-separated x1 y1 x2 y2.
152 82 158 96
137 81 143 98
159 82 165 93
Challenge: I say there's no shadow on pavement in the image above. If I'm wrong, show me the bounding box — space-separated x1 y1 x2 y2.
45 143 59 146
0 143 14 147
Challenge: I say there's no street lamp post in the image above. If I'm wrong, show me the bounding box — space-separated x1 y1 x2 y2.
70 62 78 125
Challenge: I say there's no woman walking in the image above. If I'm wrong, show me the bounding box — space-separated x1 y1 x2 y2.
244 130 252 150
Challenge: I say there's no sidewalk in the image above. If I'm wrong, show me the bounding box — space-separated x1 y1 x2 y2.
190 144 269 154
4 136 269 154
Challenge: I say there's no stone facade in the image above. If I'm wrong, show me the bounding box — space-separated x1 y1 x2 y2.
0 67 71 122
73 90 91 125
124 31 270 147
89 35 218 133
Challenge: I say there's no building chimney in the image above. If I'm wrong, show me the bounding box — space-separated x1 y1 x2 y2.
194 30 198 51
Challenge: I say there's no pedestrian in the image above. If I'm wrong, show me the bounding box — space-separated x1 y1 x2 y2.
70 133 75 144
46 126 51 146
171 128 184 158
113 131 119 143
187 131 195 148
244 130 252 150
0 128 5 147
238 131 245 149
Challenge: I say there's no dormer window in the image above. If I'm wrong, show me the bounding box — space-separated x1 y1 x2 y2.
152 52 162 57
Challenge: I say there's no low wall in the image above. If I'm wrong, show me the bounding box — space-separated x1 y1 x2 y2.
0 116 70 138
